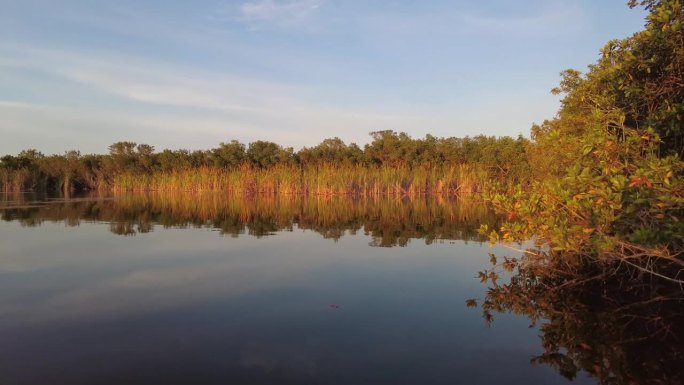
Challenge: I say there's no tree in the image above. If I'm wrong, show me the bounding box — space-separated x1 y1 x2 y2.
136 144 155 172
552 0 684 157
365 130 419 167
107 141 137 173
212 140 245 169
297 137 363 166
41 151 83 193
479 0 684 316
246 141 282 168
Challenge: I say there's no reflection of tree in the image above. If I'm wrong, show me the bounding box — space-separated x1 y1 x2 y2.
0 192 497 246
247 219 280 237
470 251 684 385
109 221 137 236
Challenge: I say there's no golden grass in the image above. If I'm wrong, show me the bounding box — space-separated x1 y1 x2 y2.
109 164 489 196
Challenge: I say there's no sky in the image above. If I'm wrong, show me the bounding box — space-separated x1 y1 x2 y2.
0 0 647 155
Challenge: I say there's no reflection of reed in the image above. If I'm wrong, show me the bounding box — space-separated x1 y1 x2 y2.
0 192 497 246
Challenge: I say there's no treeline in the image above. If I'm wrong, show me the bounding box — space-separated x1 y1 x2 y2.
0 131 529 195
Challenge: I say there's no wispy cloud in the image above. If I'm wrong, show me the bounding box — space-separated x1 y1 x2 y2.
1 0 583 154
238 0 323 29
360 2 588 42
459 3 589 35
0 45 431 153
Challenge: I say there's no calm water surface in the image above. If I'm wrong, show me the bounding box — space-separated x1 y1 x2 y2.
0 193 592 385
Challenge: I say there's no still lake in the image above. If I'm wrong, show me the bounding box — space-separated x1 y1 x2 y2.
0 193 592 385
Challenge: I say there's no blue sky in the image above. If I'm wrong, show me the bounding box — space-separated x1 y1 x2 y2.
1 0 647 154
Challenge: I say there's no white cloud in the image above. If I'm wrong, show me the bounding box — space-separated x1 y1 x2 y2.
238 0 323 29
0 45 430 153
459 3 588 35
359 1 589 43
1 8 561 156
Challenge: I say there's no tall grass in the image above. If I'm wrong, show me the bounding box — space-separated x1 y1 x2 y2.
109 164 489 196
0 168 46 192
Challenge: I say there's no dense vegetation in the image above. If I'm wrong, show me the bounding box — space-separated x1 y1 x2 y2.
0 132 529 195
481 0 684 285
472 1 684 383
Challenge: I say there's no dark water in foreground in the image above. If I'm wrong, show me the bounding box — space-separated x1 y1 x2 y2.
0 193 592 385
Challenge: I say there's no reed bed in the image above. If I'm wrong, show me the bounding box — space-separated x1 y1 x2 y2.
109 164 489 196
0 168 44 193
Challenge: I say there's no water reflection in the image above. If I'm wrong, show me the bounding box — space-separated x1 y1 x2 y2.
1 193 679 384
475 250 684 385
0 192 584 385
0 192 497 246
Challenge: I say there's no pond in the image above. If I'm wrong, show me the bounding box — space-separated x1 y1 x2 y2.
0 192 593 385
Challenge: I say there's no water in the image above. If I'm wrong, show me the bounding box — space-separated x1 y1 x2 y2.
0 193 591 385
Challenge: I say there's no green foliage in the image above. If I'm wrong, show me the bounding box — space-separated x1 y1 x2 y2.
246 140 291 168
484 0 684 283
557 0 684 157
472 5 684 381
298 137 364 166
487 126 683 254
211 140 245 169
156 149 193 172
